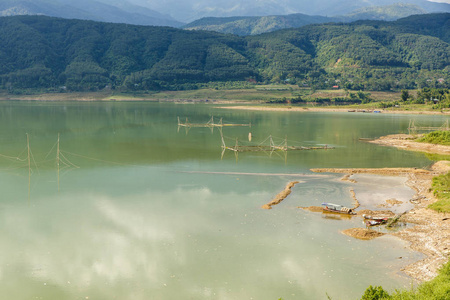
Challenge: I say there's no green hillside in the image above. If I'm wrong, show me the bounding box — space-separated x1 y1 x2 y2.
183 4 427 36
344 3 427 21
184 14 338 36
0 14 449 92
0 0 183 27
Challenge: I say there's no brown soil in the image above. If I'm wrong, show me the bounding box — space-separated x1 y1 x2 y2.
378 198 404 208
222 106 450 115
262 181 300 209
311 167 431 176
342 228 385 240
349 188 360 210
300 206 324 212
369 134 450 156
357 209 396 218
342 174 357 183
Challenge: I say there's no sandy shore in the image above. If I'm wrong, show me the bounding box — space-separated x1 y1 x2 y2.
368 134 450 156
221 105 450 115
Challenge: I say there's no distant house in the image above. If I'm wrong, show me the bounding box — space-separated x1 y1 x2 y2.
332 85 339 89
438 78 445 84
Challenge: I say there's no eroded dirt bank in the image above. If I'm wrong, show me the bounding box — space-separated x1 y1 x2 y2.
368 134 450 156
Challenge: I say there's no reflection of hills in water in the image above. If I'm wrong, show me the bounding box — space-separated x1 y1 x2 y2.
0 104 333 168
0 102 226 167
0 101 439 171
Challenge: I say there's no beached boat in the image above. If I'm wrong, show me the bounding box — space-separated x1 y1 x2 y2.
365 219 388 226
363 214 389 226
321 203 356 215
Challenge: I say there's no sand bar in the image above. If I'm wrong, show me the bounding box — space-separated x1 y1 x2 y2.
221 105 450 115
368 134 450 156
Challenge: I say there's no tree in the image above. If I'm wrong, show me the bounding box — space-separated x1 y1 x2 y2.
401 90 409 102
361 286 391 300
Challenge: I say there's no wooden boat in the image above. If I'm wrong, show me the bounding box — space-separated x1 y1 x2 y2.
363 214 389 226
365 219 388 226
321 203 356 215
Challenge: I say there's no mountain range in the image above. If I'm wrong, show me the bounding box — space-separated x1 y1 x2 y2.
183 4 428 36
0 0 183 27
0 14 448 92
1 0 449 26
126 0 450 22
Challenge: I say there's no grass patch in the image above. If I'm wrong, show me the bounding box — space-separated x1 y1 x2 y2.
429 172 450 213
360 260 450 299
424 153 450 161
417 131 450 146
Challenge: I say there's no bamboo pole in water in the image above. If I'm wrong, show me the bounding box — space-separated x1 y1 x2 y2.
27 133 31 202
57 133 60 192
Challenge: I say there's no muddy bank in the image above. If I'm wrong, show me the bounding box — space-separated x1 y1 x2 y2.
342 228 385 240
222 106 450 115
301 206 324 212
311 161 450 282
368 134 450 156
262 181 300 209
311 167 431 176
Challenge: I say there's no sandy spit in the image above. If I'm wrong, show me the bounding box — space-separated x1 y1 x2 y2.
221 106 450 115
368 134 450 156
262 181 300 209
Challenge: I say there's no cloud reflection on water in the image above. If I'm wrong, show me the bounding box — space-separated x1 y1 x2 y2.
0 174 421 300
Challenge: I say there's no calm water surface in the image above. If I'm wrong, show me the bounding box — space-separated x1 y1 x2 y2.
0 102 447 299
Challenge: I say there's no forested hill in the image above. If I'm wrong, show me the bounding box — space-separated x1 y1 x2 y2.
183 14 339 36
0 14 449 92
0 0 183 27
183 4 426 36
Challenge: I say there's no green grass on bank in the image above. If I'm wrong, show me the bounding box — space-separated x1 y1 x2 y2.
360 166 450 299
361 261 450 299
417 131 450 213
429 172 450 213
418 131 450 146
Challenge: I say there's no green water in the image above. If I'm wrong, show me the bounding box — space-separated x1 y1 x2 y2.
0 102 447 299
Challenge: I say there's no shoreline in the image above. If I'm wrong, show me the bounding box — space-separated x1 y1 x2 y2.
368 134 450 156
1 95 449 115
312 161 450 282
221 105 450 115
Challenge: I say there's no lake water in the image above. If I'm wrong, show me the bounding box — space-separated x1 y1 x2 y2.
0 101 447 299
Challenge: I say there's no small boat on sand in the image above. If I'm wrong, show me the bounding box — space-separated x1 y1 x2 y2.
321 203 356 215
363 214 389 226
365 219 388 226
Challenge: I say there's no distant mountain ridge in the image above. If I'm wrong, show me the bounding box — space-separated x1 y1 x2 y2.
1 0 448 30
184 14 339 36
0 14 448 92
0 0 183 27
344 3 427 21
126 0 450 22
183 4 428 35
